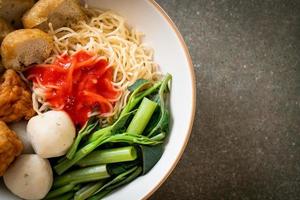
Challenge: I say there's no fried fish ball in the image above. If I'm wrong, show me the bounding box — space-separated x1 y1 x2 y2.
1 29 53 71
0 121 23 176
0 69 35 123
22 0 86 31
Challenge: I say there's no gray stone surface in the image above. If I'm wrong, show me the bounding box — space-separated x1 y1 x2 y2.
151 0 300 199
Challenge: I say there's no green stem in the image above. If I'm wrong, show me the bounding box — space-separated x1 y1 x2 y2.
150 132 166 141
105 166 142 191
87 189 110 200
87 126 112 143
88 110 136 143
94 166 137 194
158 74 172 108
108 161 139 176
127 98 157 135
45 183 76 199
74 180 106 200
67 119 99 159
119 81 162 118
53 165 110 188
148 74 172 137
54 134 110 175
88 167 142 200
48 192 74 200
103 133 162 145
67 134 84 160
77 146 137 167
54 133 159 175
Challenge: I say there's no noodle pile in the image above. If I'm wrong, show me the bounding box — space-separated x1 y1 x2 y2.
32 8 161 125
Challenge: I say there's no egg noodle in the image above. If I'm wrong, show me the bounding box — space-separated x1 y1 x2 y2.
32 8 161 125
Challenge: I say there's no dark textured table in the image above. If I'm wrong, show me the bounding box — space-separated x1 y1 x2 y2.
151 1 300 199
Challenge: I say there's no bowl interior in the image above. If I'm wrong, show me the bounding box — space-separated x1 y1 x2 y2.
0 0 195 199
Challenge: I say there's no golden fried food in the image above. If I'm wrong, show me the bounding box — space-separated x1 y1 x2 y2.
0 121 23 176
1 29 53 71
22 0 86 31
0 69 35 122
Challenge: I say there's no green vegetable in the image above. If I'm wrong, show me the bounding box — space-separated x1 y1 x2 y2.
127 98 157 135
111 110 136 134
48 192 74 200
88 166 137 199
140 144 163 174
55 134 110 175
150 132 166 141
53 165 110 188
55 133 160 175
88 110 135 143
107 161 140 176
74 180 106 200
119 79 150 117
67 118 99 159
119 79 162 118
88 167 142 200
45 183 76 199
87 190 110 200
104 166 142 191
147 74 172 137
103 133 162 145
87 126 112 143
77 146 138 167
127 79 149 92
73 167 137 200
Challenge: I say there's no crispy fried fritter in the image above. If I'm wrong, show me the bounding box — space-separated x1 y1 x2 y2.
0 121 23 176
0 69 35 122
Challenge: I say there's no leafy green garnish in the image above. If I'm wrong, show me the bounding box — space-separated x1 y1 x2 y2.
119 79 162 118
111 110 136 134
146 74 172 137
108 160 140 176
139 144 163 175
88 110 136 143
128 79 149 92
88 167 142 200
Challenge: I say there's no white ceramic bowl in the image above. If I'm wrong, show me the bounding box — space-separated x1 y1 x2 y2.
0 0 196 199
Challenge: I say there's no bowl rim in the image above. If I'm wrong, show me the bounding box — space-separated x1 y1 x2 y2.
143 1 196 199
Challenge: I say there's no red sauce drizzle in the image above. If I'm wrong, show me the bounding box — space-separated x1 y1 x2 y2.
26 51 119 127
